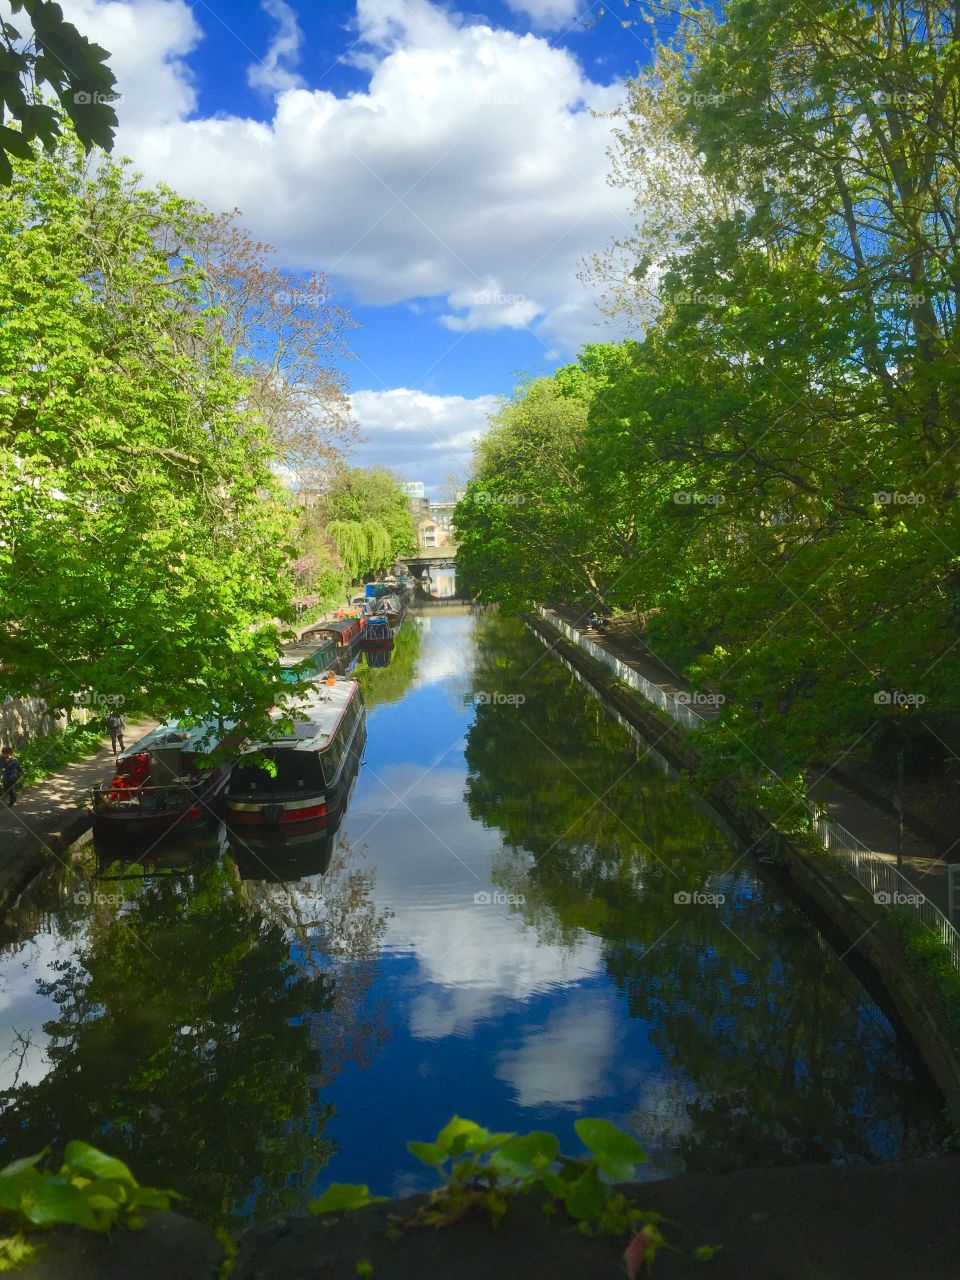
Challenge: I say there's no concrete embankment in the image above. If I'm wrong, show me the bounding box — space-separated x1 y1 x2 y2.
524 609 960 1119
17 1154 960 1279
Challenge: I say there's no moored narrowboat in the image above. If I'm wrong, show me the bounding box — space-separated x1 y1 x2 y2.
361 614 394 648
225 675 366 827
90 719 237 834
279 635 338 682
303 614 365 655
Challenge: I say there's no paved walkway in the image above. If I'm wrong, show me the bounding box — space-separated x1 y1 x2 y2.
0 722 158 896
551 606 955 918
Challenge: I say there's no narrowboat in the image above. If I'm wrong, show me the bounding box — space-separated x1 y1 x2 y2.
230 729 363 881
371 592 406 633
361 614 394 648
225 675 366 827
279 635 338 683
303 614 365 656
90 719 237 834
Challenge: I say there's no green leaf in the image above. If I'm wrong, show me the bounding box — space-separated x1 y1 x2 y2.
435 1117 512 1156
63 1142 137 1186
0 1169 41 1211
73 1177 128 1211
20 1179 100 1230
127 1185 177 1211
0 1150 48 1179
693 1244 723 1261
0 124 34 159
574 1119 647 1180
489 1132 560 1178
308 1184 386 1216
406 1141 448 1167
560 1166 607 1222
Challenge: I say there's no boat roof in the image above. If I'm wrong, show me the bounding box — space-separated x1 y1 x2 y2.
119 717 233 759
252 677 361 752
310 617 361 636
280 637 336 668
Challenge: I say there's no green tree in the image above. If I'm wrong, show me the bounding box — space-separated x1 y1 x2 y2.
0 1 117 183
309 466 415 574
462 0 960 785
455 366 621 610
0 139 296 732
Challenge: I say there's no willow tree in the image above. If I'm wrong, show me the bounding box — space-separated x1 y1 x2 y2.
0 136 296 731
325 521 368 580
310 466 415 563
362 518 392 570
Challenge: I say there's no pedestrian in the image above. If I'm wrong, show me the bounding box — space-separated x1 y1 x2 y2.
1 746 22 808
106 710 126 755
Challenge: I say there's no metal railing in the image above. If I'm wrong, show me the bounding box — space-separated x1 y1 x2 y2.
538 608 707 732
91 781 199 814
537 605 960 971
806 803 960 970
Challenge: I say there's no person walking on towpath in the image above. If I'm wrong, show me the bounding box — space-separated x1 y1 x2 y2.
1 747 22 807
105 710 126 755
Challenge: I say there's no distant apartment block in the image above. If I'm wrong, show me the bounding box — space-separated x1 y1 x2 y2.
416 516 450 550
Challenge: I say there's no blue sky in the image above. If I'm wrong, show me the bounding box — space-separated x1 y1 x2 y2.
63 0 657 490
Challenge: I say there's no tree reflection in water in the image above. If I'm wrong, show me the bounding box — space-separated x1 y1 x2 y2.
0 835 389 1227
465 612 942 1173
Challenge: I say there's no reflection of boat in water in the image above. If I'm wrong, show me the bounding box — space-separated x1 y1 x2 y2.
362 645 393 669
89 719 239 837
225 675 366 828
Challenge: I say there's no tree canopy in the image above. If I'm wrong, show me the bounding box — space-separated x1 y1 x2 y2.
0 139 297 729
0 1 117 183
456 0 960 786
308 466 416 582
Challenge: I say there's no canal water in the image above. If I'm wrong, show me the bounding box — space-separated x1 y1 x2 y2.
0 610 945 1225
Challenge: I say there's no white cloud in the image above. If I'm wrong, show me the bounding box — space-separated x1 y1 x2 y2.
70 0 633 354
62 0 200 127
247 0 306 95
504 0 582 31
349 388 498 489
